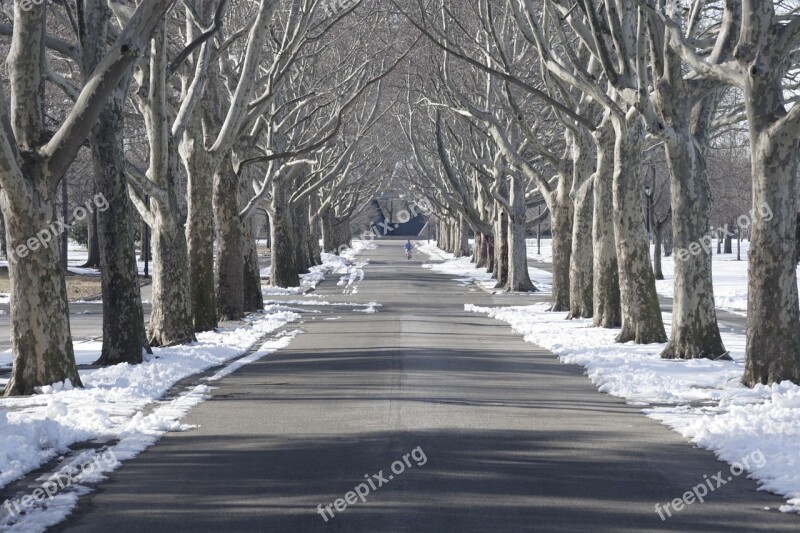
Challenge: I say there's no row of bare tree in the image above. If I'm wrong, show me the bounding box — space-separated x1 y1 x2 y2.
395 0 800 387
0 0 405 395
2 0 798 395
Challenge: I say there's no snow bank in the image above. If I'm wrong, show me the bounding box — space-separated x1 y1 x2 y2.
0 310 298 531
464 301 800 514
261 240 375 296
418 241 552 292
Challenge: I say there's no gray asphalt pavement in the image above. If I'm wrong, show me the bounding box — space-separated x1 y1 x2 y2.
54 241 796 532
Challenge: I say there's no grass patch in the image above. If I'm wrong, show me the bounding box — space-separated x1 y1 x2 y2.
0 270 102 302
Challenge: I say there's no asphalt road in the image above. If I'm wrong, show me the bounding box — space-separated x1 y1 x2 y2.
54 241 797 532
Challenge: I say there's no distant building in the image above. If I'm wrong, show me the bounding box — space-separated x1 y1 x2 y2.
370 197 427 237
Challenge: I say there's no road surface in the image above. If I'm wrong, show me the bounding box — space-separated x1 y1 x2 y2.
54 241 796 532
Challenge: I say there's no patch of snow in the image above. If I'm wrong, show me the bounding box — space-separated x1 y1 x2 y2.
526 237 553 264
261 240 375 296
653 240 800 317
353 302 381 313
418 241 551 292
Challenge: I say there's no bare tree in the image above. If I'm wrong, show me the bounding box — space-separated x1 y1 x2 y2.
0 0 176 395
663 0 800 383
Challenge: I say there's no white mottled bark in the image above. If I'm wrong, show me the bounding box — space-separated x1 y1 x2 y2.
592 119 620 328
567 130 595 318
611 113 666 343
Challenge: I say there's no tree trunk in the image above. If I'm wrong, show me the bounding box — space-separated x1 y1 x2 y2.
651 37 727 359
1 192 82 395
483 233 494 270
661 134 726 359
182 138 217 332
334 219 351 251
242 213 264 312
473 232 482 264
0 211 6 257
536 212 542 255
494 211 509 288
743 132 800 384
138 20 195 348
269 182 300 288
82 207 101 268
592 120 621 328
90 87 148 365
549 196 573 312
737 229 741 262
507 174 535 292
214 156 244 321
292 197 313 274
653 223 664 281
321 209 336 253
455 214 470 257
148 208 195 347
612 114 666 343
439 220 448 252
309 196 322 265
61 177 68 272
567 131 594 318
141 216 151 262
723 222 733 253
736 0 800 386
663 225 673 256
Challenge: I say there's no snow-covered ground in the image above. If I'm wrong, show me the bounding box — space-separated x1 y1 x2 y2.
525 237 553 264
0 243 374 532
423 240 800 515
421 242 552 293
261 240 373 296
651 240 800 316
0 313 298 531
526 237 800 317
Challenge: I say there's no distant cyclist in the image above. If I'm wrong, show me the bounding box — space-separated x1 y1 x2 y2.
404 240 413 260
